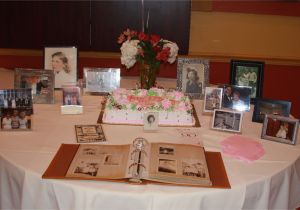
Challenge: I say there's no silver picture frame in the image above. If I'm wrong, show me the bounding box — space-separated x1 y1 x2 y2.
177 58 209 99
212 109 243 133
83 68 120 94
261 114 299 145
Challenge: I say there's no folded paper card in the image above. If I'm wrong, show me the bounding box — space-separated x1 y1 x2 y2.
221 135 265 164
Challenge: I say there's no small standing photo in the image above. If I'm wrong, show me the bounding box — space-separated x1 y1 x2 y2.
84 68 120 94
230 60 264 101
220 84 252 112
261 114 299 145
252 98 291 123
212 109 243 133
143 112 159 132
14 68 55 104
177 58 209 99
1 108 32 131
44 46 78 88
62 86 81 106
203 87 223 113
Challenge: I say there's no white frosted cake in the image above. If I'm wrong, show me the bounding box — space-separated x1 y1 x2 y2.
102 88 195 126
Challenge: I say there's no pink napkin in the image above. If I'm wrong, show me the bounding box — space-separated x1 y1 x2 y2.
221 135 265 164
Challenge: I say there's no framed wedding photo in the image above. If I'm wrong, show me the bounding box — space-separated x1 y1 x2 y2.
84 68 120 94
44 46 78 88
203 87 223 113
252 98 291 123
212 109 243 133
177 58 209 99
230 60 264 102
14 68 55 104
261 114 299 145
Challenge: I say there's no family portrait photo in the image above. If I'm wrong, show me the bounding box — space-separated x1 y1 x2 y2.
262 114 299 145
203 87 223 112
1 108 32 130
144 112 159 131
177 58 209 99
230 60 264 100
84 68 120 94
44 46 78 88
62 86 81 106
212 109 243 133
15 68 55 104
0 89 32 109
220 85 252 112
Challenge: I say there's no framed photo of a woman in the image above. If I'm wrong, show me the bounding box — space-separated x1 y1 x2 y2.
177 58 209 99
230 60 264 102
44 46 78 88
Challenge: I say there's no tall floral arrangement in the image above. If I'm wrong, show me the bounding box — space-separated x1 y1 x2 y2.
118 28 179 89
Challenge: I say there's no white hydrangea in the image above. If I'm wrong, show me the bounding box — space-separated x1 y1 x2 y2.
120 40 139 69
163 40 179 64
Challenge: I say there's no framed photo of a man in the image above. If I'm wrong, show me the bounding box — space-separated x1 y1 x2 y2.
44 46 78 88
261 114 299 145
83 68 120 94
230 60 264 102
14 68 55 104
177 58 209 99
252 98 291 123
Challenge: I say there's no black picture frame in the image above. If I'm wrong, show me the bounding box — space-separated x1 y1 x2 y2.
252 98 291 123
230 60 264 103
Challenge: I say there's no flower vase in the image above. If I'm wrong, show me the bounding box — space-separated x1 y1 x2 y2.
139 63 159 90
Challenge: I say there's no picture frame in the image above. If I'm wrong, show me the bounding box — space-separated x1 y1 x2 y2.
203 87 223 113
252 98 291 123
75 124 107 143
83 68 120 94
62 85 81 106
14 68 55 104
219 84 252 112
0 88 33 112
230 60 264 102
44 46 78 88
261 114 299 145
212 109 243 133
144 112 159 132
1 108 32 131
177 58 209 99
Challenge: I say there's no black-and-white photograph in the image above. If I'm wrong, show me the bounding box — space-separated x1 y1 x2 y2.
0 89 33 110
159 147 175 155
1 108 32 130
84 68 120 94
14 68 55 104
220 84 252 112
75 125 107 143
44 46 78 88
62 86 81 106
203 87 223 112
177 58 209 99
261 114 299 145
73 160 100 177
144 112 159 131
212 109 243 133
182 160 206 178
158 159 176 174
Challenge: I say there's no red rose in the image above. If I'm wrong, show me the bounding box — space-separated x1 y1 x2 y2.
156 47 170 62
138 32 149 41
150 34 161 46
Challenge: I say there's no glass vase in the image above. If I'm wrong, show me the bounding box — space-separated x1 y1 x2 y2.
139 62 159 90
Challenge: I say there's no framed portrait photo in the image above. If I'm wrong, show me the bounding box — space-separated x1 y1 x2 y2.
177 58 209 99
230 60 264 102
83 68 120 94
44 46 78 88
203 87 223 113
261 114 299 145
252 98 291 123
219 84 252 112
14 68 55 104
212 109 243 133
1 108 32 131
144 112 159 132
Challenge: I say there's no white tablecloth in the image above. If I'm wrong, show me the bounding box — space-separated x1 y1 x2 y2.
0 90 300 210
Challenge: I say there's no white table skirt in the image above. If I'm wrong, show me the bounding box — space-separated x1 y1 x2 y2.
0 90 300 210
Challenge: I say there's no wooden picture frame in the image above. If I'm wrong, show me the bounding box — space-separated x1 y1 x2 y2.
212 109 243 133
177 58 209 99
44 46 78 88
252 98 291 123
230 60 264 102
261 114 299 145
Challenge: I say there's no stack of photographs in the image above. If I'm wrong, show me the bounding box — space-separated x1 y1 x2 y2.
0 88 33 131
